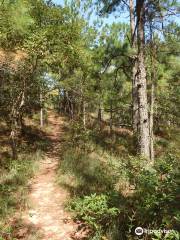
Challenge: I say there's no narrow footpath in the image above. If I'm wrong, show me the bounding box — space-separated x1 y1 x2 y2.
15 111 81 240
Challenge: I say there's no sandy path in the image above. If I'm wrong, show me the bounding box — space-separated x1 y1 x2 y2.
15 112 78 240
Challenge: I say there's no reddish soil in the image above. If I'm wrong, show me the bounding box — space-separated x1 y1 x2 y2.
13 111 83 240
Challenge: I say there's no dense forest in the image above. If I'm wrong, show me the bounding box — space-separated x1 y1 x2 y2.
0 0 179 239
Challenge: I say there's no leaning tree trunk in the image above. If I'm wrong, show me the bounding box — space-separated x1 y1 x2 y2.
136 0 150 159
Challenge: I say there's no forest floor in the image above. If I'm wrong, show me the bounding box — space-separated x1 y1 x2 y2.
11 111 83 240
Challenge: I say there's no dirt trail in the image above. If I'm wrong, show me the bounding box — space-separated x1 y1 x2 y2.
15 111 78 240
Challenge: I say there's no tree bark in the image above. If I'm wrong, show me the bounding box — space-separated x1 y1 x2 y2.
132 60 138 133
129 0 135 47
149 41 156 163
149 80 154 162
129 0 138 133
9 87 25 159
136 0 150 159
40 92 43 127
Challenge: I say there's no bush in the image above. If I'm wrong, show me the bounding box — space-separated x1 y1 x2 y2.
68 193 120 238
68 121 94 152
123 154 180 239
59 121 180 239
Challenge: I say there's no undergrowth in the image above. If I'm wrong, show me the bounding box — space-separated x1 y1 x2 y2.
57 122 180 240
0 119 48 239
0 151 42 238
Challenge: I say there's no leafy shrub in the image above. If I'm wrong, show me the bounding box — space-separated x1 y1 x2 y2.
152 230 180 240
123 154 180 239
69 121 94 152
60 122 180 239
68 193 120 238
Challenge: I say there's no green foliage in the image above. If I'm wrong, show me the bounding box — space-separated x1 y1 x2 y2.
121 154 180 239
0 151 41 220
0 0 34 48
68 193 120 237
55 96 180 238
68 122 94 150
59 126 179 239
58 147 117 195
152 230 179 240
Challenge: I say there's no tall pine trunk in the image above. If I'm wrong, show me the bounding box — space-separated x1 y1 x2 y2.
149 41 156 163
136 0 150 159
149 81 154 162
129 0 138 133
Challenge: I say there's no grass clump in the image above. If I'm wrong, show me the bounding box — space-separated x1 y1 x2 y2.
57 146 118 195
0 151 42 232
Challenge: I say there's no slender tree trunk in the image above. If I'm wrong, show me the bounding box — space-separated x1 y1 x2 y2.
136 0 150 159
9 88 25 159
63 90 67 113
149 41 156 163
149 22 157 163
129 0 135 48
40 92 43 127
82 99 86 129
70 101 74 119
98 100 103 122
149 81 154 162
132 61 138 132
18 89 25 134
19 113 25 135
10 121 18 160
98 107 102 122
10 103 19 159
58 88 61 113
66 91 73 119
109 100 113 134
129 0 138 133
98 101 103 130
40 107 43 127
